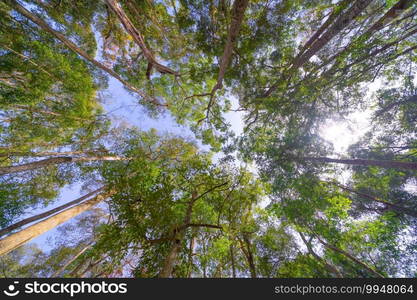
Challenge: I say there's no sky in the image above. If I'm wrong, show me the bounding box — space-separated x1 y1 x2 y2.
23 76 379 252
9 10 385 254
22 74 248 251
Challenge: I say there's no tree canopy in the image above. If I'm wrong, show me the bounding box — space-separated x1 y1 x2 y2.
0 0 416 278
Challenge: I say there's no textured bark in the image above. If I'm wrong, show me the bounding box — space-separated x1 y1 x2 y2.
315 235 385 278
298 232 343 278
0 155 128 175
5 0 162 106
303 156 417 171
212 0 249 93
105 0 177 76
0 192 112 256
0 187 104 237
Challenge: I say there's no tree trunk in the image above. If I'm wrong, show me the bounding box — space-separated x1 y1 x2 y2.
158 183 227 277
335 27 417 75
230 244 236 278
212 0 249 93
335 184 417 218
0 150 108 158
292 0 372 69
0 192 111 256
0 187 104 237
298 232 343 278
159 238 183 278
317 0 415 74
159 192 196 278
5 0 163 106
374 94 417 117
242 233 257 278
365 0 414 34
52 243 93 277
105 0 177 76
303 156 417 171
315 235 385 278
294 0 350 60
0 155 127 175
186 235 195 278
263 0 372 97
10 104 85 121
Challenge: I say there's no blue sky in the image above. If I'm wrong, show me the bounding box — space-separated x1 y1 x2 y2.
7 1 384 254
22 71 371 252
21 72 246 252
18 70 374 252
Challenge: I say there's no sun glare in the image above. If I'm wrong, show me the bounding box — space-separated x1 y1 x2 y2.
320 110 372 154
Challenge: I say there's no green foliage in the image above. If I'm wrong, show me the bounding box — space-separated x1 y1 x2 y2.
0 0 416 278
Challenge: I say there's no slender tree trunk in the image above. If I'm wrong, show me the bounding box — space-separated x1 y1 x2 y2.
316 0 415 74
186 235 195 278
0 157 72 175
158 183 227 277
374 94 417 117
365 0 414 34
10 104 85 121
69 259 87 277
314 235 385 278
159 238 182 278
335 27 417 75
294 0 350 60
0 150 107 158
242 233 257 278
230 244 236 278
263 0 372 97
52 243 93 277
298 232 343 278
159 192 196 278
335 183 417 218
0 155 128 175
0 192 111 256
5 0 163 106
79 257 105 278
105 0 177 76
0 187 104 237
292 0 372 69
303 156 417 171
